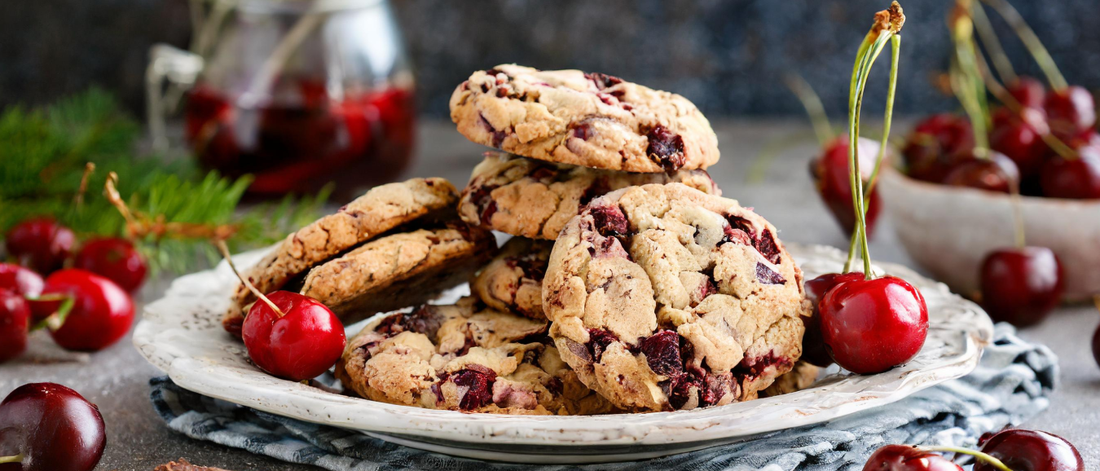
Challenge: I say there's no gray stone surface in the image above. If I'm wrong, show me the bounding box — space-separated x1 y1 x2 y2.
1 120 1097 470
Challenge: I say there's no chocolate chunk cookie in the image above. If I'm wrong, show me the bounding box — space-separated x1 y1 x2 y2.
223 178 458 337
471 237 553 320
760 361 819 397
335 297 614 415
542 183 811 412
450 65 719 173
459 152 721 240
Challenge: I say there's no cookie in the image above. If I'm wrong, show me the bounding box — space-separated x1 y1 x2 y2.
335 298 614 415
450 65 719 173
300 224 497 324
542 183 810 412
760 361 819 397
459 152 721 239
223 178 458 336
471 237 553 320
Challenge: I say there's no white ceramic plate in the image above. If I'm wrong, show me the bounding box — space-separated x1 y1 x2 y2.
134 243 994 464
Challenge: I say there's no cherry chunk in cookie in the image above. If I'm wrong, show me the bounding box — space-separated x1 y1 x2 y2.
543 183 810 412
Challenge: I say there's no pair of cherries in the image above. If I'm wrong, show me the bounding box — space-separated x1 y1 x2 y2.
865 428 1083 471
5 217 148 293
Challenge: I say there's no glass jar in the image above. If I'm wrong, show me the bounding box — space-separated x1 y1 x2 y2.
152 0 415 196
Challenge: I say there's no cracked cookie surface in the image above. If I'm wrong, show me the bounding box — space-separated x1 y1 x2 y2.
335 297 614 415
471 237 554 320
450 65 719 173
542 183 810 412
459 152 720 240
223 178 458 337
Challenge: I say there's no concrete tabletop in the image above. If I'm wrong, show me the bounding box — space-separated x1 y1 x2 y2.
2 120 1097 470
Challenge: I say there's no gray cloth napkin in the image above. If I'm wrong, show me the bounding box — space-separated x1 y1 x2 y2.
149 324 1055 470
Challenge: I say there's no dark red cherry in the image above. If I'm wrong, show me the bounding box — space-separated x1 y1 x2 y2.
1091 322 1099 370
990 107 1050 177
0 289 31 364
979 247 1063 327
810 136 882 238
1039 145 1100 199
941 150 1020 193
1007 76 1047 110
803 272 866 367
73 238 147 293
0 264 44 298
863 445 963 471
902 114 974 182
819 275 929 374
41 269 135 352
4 218 75 275
241 291 346 381
1044 86 1096 140
975 429 1084 471
0 383 106 471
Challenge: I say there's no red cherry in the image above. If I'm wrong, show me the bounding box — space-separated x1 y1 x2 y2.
1007 76 1047 110
902 114 974 182
975 429 1084 471
1039 145 1100 199
990 107 1050 177
0 264 44 298
803 272 866 367
73 238 147 293
810 136 882 238
819 275 929 374
4 218 75 275
0 290 30 363
1044 86 1096 140
40 269 134 352
942 150 1020 193
241 291 346 381
0 383 105 471
1092 322 1099 370
863 445 963 471
979 247 1063 327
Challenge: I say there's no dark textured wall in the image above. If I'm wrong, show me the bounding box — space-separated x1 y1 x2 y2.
4 0 1099 118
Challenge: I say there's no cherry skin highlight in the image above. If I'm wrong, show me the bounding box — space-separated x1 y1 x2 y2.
941 150 1020 194
979 247 1064 327
0 383 106 471
0 289 31 364
802 272 865 367
818 275 929 374
862 445 963 471
810 136 882 238
901 114 974 183
4 217 75 275
975 429 1084 471
0 264 44 298
73 238 148 293
40 269 135 352
241 291 346 381
1044 85 1096 141
1039 145 1100 199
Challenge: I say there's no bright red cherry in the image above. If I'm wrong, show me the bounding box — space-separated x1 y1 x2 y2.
902 114 974 182
803 272 866 367
241 291 346 381
990 107 1050 177
40 269 134 352
818 275 929 374
1007 76 1047 110
73 238 147 293
1044 86 1096 141
0 264 44 298
810 136 883 238
941 150 1020 193
979 247 1063 327
0 290 31 364
4 218 75 275
975 429 1084 471
0 383 105 471
1039 145 1100 199
863 445 963 471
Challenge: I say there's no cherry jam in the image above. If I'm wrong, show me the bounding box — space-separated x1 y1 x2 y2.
184 83 416 196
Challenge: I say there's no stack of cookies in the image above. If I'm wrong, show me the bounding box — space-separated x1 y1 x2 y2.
224 64 815 414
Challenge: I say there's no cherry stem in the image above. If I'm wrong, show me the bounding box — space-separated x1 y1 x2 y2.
843 2 903 277
785 74 835 146
105 172 239 241
75 162 96 208
968 1 1017 84
0 455 22 465
951 1 991 154
213 239 286 318
980 0 1068 91
920 445 1013 471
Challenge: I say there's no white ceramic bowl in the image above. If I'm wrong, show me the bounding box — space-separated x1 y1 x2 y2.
879 167 1100 301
